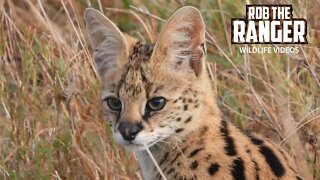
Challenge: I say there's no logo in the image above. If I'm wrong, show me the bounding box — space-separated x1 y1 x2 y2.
231 5 307 46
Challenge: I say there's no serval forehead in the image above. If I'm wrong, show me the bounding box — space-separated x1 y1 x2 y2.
129 41 154 64
117 41 155 99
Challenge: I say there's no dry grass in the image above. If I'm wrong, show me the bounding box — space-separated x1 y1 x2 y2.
0 0 319 179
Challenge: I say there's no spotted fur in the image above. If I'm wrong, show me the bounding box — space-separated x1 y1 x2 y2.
85 6 301 180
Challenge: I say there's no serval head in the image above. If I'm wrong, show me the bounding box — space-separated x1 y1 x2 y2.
84 6 218 151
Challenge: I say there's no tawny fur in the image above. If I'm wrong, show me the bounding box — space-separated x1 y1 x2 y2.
84 6 301 180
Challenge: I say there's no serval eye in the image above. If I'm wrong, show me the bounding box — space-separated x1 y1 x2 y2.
105 97 122 111
147 97 166 111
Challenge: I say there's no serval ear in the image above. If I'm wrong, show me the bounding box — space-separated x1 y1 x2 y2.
152 6 206 77
84 8 128 77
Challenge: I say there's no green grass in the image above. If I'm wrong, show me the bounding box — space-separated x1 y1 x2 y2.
0 0 319 179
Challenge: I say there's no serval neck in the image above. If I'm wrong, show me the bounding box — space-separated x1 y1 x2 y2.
135 108 221 180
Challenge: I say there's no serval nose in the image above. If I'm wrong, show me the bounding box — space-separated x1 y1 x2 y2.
118 122 143 141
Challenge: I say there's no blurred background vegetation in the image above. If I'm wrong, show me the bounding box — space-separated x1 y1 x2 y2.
0 0 319 179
